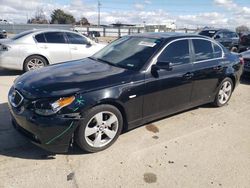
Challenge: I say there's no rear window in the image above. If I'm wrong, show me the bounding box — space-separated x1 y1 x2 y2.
199 30 217 38
11 30 36 40
44 32 66 44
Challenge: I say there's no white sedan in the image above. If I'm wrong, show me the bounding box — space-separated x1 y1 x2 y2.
0 29 106 71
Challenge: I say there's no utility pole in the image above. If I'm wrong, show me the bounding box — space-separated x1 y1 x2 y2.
98 1 101 27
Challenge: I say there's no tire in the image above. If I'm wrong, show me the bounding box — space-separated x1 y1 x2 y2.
76 105 123 153
213 77 234 107
24 55 47 72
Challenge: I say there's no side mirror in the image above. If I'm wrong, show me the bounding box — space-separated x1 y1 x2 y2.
86 41 92 47
152 61 173 71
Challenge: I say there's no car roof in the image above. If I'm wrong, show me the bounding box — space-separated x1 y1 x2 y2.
200 28 235 33
130 32 210 40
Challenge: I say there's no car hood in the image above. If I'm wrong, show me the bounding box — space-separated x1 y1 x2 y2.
14 58 134 99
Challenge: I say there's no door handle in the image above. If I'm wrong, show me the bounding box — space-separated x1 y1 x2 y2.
213 65 223 71
40 45 48 49
183 72 194 79
70 47 78 50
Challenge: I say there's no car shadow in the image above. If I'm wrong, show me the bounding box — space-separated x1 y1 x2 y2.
240 76 250 85
0 68 22 76
0 100 219 160
0 102 91 160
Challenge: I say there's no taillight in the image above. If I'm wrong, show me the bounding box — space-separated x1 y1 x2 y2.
240 57 244 65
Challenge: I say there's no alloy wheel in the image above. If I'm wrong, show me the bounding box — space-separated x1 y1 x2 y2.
218 81 232 105
84 111 119 148
27 58 45 70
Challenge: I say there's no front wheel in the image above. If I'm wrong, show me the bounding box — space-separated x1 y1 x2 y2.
213 78 234 107
76 105 123 152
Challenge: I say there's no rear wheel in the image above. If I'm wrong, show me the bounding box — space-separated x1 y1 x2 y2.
24 55 47 72
213 78 233 107
76 105 123 152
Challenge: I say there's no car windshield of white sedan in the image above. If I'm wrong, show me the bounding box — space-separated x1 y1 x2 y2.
92 36 163 70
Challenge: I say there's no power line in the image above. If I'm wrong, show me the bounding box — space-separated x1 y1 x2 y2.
98 0 101 26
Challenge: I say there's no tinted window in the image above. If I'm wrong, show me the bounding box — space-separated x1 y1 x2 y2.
199 30 217 38
35 33 46 43
193 39 214 61
158 40 190 65
11 30 36 40
213 43 223 58
66 32 88 44
44 32 66 43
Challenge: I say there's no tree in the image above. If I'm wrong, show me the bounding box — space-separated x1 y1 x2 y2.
76 17 90 26
50 9 75 24
27 8 48 24
236 25 249 34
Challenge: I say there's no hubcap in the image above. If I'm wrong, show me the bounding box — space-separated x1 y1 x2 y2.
218 81 232 105
27 58 45 70
84 111 119 148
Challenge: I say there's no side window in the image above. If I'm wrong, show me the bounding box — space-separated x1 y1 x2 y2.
35 33 46 43
44 32 66 44
193 39 214 61
66 32 88 45
215 32 223 39
158 40 190 65
213 43 223 58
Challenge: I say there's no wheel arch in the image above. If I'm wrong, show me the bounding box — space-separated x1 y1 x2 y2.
227 74 236 91
23 54 50 70
94 99 128 132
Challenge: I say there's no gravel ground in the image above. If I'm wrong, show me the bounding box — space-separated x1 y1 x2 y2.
0 68 250 188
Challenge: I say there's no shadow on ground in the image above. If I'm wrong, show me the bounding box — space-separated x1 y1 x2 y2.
0 102 90 160
240 75 250 85
0 68 22 76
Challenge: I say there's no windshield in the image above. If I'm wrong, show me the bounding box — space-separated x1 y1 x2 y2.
92 36 163 70
11 30 36 40
199 30 218 38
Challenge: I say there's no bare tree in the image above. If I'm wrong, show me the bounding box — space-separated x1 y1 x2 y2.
236 25 249 34
28 8 48 24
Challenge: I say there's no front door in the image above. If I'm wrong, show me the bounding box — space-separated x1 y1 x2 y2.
65 32 99 60
143 39 194 120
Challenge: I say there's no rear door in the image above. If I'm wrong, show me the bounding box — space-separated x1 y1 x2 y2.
36 32 71 64
190 39 225 105
65 32 96 60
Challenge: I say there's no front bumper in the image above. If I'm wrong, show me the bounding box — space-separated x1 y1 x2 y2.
8 101 79 153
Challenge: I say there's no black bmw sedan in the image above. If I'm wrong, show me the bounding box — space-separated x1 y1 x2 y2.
8 33 243 153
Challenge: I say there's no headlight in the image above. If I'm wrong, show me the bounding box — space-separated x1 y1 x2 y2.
34 96 75 116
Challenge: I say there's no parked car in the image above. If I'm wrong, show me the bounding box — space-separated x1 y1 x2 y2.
240 50 250 74
0 29 106 71
199 29 240 51
8 33 243 153
239 32 250 53
0 29 7 39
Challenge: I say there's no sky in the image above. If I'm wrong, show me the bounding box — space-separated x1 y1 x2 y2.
0 0 250 29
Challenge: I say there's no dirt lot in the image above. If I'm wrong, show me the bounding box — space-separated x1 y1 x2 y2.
0 68 250 188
